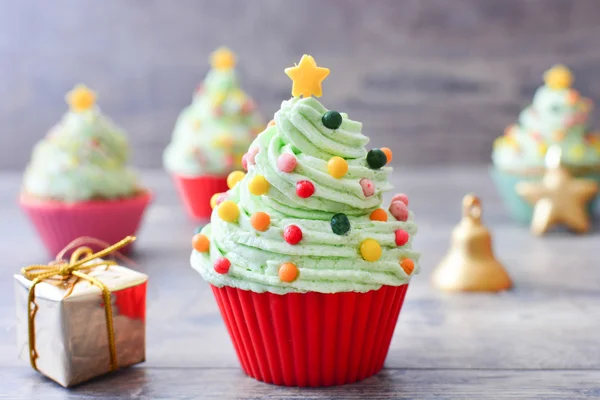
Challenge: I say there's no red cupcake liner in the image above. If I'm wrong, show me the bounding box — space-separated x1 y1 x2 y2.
19 191 151 257
171 174 229 220
211 284 409 387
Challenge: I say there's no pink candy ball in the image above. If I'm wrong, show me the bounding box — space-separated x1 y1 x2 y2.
389 200 409 221
242 154 249 171
246 147 259 166
360 178 375 197
277 153 297 173
391 193 409 206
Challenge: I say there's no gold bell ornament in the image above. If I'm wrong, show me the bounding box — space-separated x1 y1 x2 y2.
432 194 512 292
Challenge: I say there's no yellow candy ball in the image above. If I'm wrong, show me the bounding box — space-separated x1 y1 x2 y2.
227 170 246 189
360 239 382 262
248 175 270 195
327 156 348 179
217 200 239 223
210 193 222 209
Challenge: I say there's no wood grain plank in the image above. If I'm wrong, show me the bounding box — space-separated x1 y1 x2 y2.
1 1 600 168
2 367 600 399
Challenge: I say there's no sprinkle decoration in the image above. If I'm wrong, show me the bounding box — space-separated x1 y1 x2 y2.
322 111 343 130
192 233 210 253
381 147 393 163
284 54 330 98
279 262 299 282
241 154 249 171
331 213 351 235
214 257 231 274
366 149 387 169
360 239 382 262
248 175 270 195
395 229 410 246
369 208 388 222
389 200 409 222
296 180 315 198
227 170 246 189
268 119 276 127
250 212 271 232
391 193 409 206
327 156 348 179
217 200 240 222
400 258 415 275
284 225 303 245
277 153 297 173
360 178 375 197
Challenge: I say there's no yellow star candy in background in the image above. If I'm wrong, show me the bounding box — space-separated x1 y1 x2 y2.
211 47 236 71
285 55 330 98
66 84 96 112
543 64 573 90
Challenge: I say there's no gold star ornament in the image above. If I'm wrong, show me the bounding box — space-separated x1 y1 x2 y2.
516 146 598 235
66 84 96 112
211 47 236 71
544 64 573 90
285 55 330 98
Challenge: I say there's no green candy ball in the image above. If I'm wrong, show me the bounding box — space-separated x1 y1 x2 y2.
367 149 387 169
322 111 342 130
331 213 351 235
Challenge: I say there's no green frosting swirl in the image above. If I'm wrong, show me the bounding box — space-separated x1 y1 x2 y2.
22 106 140 202
492 72 600 170
163 66 263 177
191 97 420 294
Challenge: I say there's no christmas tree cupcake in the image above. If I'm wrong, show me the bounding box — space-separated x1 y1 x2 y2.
20 85 151 256
491 65 600 223
163 47 263 219
190 55 419 387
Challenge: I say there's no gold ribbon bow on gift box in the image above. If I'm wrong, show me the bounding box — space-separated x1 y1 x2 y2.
20 236 136 372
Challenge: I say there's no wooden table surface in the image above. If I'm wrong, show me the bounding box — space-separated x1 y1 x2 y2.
1 167 599 399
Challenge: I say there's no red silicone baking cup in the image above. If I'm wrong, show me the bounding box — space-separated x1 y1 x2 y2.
19 191 151 257
211 284 409 387
172 174 229 220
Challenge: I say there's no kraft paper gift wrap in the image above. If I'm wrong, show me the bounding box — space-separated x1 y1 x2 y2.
14 263 148 387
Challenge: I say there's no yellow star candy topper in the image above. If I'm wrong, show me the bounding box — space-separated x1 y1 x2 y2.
285 55 330 98
543 64 573 90
211 47 236 71
66 84 96 112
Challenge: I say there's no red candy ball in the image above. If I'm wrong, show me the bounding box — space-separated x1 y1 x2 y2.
296 180 315 198
284 225 303 245
392 193 409 206
395 229 410 246
214 257 231 274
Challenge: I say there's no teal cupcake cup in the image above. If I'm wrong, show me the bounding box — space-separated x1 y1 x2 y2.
490 165 600 224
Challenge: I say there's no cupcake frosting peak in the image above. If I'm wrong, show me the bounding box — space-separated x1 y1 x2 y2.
493 65 600 169
191 56 420 294
22 85 140 202
163 47 263 177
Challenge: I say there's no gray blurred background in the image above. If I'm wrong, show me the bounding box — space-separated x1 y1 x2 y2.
2 0 600 169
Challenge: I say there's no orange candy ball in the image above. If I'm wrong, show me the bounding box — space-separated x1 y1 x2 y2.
192 233 210 252
381 147 393 163
369 208 388 222
251 211 271 232
278 262 299 282
400 258 415 275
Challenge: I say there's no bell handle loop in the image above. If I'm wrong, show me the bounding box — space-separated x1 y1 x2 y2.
462 194 482 222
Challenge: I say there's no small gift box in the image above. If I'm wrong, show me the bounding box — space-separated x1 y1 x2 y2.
14 236 148 387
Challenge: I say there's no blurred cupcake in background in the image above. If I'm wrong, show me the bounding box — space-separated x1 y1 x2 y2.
163 47 263 219
20 85 151 256
491 65 600 223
